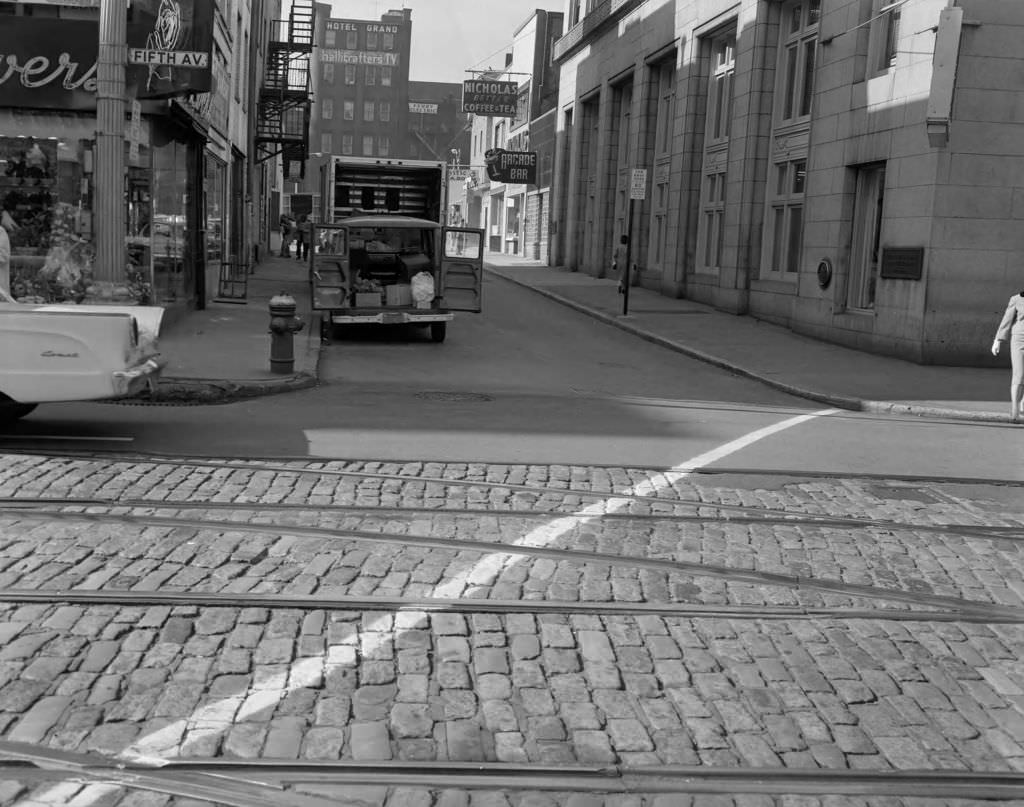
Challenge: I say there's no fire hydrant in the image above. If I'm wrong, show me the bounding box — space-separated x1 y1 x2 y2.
268 292 305 374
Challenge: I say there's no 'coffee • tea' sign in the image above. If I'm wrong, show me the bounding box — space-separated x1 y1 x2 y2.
462 80 517 116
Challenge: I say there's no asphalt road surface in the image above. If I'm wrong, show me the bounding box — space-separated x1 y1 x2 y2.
0 273 1021 482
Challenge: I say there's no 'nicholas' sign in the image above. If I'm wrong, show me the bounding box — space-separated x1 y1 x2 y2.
462 80 517 116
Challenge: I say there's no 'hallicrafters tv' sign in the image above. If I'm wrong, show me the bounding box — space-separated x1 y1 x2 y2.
462 80 517 116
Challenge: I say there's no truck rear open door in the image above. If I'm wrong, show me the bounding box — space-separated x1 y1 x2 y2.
310 224 350 339
439 227 484 313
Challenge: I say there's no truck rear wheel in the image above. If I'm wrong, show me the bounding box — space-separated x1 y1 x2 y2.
429 323 447 343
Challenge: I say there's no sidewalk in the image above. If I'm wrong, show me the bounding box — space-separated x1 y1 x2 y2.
152 252 320 402
484 253 1012 424
153 249 1013 423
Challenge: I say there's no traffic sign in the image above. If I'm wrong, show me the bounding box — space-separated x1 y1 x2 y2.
629 168 647 200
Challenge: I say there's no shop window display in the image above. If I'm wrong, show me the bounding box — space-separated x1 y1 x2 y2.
1 135 157 304
151 139 192 305
1 136 89 303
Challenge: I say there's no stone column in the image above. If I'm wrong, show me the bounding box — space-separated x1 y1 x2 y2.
90 0 131 303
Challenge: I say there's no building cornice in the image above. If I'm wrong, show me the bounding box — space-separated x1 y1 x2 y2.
552 0 645 63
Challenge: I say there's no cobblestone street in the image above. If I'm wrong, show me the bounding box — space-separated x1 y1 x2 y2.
1 453 1023 806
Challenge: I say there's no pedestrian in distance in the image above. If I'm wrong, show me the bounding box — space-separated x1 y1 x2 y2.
612 234 629 294
991 289 1024 423
295 214 311 261
0 213 11 297
279 212 294 257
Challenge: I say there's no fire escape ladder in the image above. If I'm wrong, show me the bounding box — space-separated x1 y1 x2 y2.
256 0 315 177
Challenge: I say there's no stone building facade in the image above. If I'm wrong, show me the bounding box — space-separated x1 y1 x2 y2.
551 0 1023 365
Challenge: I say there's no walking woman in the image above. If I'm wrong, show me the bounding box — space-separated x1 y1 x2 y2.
991 290 1024 423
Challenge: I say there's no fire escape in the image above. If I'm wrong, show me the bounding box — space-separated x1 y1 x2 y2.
256 0 314 180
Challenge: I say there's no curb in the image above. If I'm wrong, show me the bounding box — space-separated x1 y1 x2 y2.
486 267 1010 425
141 315 324 404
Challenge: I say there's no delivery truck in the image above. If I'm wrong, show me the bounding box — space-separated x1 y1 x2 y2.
309 156 484 343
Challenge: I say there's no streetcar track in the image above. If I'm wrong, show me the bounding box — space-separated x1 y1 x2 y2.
2 495 1021 542
0 586 1018 623
2 741 1023 801
5 448 1024 489
5 507 1022 620
2 454 1023 533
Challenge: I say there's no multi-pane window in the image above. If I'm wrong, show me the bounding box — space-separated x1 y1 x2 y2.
848 163 886 310
366 66 376 85
614 81 632 166
708 34 735 142
234 14 243 101
342 134 353 155
648 59 675 274
779 0 819 122
380 101 391 122
322 98 333 120
346 30 357 49
345 64 356 84
325 30 336 46
768 160 806 274
323 63 334 83
366 31 378 49
378 136 389 156
699 171 727 271
364 101 375 121
698 27 735 273
343 100 354 120
381 66 392 86
878 3 901 71
383 32 394 50
321 133 332 154
513 85 530 127
654 60 675 155
362 136 374 156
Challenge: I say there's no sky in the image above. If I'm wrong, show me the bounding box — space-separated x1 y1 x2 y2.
318 0 565 84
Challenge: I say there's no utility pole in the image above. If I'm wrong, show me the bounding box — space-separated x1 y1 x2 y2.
91 0 128 303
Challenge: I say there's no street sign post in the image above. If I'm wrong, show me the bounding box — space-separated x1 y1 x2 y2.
623 169 647 316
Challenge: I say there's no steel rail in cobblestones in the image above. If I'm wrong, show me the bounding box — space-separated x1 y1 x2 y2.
0 743 336 807
8 448 1024 489
5 507 1023 621
151 759 1024 799
4 751 1023 800
2 495 1021 542
1 586 1016 623
8 452 1024 530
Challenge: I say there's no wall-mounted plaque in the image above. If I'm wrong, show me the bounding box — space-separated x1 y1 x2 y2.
880 247 924 280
